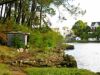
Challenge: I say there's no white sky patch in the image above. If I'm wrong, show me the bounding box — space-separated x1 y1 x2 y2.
78 0 100 23
49 4 77 29
50 0 100 29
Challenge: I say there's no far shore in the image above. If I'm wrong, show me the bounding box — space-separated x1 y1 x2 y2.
66 40 100 43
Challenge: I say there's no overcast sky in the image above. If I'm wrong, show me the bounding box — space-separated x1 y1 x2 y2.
49 0 100 29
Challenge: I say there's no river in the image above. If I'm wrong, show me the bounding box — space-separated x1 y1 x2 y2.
65 43 100 72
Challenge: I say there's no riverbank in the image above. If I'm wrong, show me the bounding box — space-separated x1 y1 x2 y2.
0 45 77 74
0 45 98 75
67 40 100 43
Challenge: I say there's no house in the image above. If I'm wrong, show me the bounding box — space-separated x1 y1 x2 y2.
91 22 100 30
7 31 30 47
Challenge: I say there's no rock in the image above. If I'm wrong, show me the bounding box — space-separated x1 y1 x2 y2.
96 72 100 75
4 49 77 68
45 54 63 67
17 48 24 52
66 45 74 50
60 54 77 67
19 48 24 52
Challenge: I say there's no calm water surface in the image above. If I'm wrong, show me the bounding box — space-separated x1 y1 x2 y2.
65 43 100 72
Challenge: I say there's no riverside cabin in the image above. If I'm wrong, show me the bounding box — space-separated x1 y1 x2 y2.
7 31 30 47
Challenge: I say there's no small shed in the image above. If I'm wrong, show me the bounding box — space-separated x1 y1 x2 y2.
7 31 30 47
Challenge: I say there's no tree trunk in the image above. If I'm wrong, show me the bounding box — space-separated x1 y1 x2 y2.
40 0 42 28
14 1 18 21
6 3 12 19
16 0 22 24
28 0 36 27
0 0 17 5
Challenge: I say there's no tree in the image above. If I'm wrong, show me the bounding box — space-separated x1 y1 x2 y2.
95 26 100 40
72 20 91 40
0 0 85 28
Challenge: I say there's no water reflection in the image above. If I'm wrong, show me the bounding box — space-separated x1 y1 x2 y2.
65 43 100 72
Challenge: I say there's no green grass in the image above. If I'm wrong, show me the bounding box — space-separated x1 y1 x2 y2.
0 63 12 75
25 68 97 75
0 46 18 57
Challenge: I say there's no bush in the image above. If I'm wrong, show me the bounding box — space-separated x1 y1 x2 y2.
29 30 63 50
29 31 43 48
12 35 25 48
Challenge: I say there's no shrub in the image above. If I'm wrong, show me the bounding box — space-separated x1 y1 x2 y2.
12 35 25 48
29 31 43 48
29 30 63 50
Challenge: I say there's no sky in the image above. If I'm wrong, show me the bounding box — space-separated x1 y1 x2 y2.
49 0 100 29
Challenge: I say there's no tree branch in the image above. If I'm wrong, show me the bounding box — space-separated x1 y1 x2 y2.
0 0 17 5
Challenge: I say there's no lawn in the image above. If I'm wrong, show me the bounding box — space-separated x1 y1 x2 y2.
25 68 97 75
0 63 12 75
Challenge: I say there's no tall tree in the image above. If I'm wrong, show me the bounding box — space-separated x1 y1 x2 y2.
0 0 85 28
72 20 91 40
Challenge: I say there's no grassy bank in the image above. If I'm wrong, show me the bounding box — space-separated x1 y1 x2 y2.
0 63 12 75
0 46 18 57
25 68 97 75
0 64 97 75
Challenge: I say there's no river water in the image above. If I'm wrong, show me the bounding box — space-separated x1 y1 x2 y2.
65 43 100 72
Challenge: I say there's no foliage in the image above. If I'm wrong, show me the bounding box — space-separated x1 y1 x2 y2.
4 18 15 32
11 25 63 50
0 18 16 32
13 24 31 32
25 68 96 75
72 20 100 41
0 19 64 50
95 26 100 40
72 20 91 40
29 29 63 50
0 0 85 28
29 31 43 48
12 35 25 48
